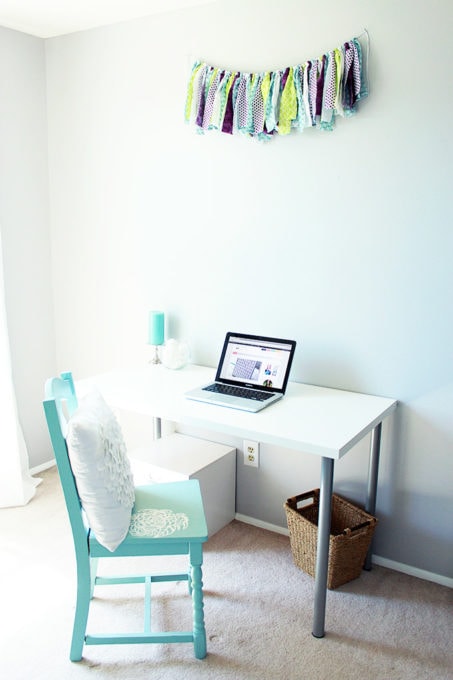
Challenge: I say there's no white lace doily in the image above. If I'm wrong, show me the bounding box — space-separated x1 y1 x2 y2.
129 508 189 537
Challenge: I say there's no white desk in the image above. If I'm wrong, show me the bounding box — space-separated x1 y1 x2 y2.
79 364 397 638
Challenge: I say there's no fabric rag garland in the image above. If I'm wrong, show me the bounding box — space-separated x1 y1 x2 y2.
184 36 368 140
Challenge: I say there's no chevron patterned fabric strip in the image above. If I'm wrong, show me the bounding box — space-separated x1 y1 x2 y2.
184 36 368 141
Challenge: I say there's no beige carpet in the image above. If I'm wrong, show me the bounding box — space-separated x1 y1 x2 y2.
1 467 452 680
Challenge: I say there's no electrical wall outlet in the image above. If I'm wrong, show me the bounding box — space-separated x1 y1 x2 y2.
243 440 259 467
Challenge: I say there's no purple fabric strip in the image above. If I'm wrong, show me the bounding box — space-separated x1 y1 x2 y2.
280 67 290 91
221 74 239 134
315 55 326 116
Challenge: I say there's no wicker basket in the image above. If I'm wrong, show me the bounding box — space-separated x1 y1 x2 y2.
284 489 378 589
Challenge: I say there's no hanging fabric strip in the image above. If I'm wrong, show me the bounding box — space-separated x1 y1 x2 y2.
184 32 369 140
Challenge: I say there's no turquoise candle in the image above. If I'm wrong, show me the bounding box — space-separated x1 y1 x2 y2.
148 310 165 346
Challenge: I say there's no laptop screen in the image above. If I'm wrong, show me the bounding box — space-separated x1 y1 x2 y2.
215 333 296 393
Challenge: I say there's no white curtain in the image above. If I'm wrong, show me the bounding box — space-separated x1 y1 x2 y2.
0 229 40 508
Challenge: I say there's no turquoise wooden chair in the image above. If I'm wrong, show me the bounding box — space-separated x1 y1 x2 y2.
43 372 208 662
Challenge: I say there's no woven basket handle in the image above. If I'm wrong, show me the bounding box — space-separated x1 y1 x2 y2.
343 520 374 535
286 489 319 511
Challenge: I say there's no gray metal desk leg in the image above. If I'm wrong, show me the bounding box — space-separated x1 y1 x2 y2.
153 416 162 440
312 456 334 638
364 422 382 570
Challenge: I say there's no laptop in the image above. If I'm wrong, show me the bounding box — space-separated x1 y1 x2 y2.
185 332 297 413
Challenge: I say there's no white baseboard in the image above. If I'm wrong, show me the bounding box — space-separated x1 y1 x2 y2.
31 460 56 475
235 513 452 589
235 513 290 536
371 555 453 589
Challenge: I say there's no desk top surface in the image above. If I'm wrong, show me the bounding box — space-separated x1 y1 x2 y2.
79 365 397 460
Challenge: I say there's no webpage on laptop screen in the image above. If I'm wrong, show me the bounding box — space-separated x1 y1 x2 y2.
219 337 291 390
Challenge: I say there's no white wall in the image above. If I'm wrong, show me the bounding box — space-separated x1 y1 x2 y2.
0 27 56 469
42 0 453 580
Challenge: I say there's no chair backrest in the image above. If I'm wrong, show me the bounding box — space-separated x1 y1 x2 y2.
43 372 89 554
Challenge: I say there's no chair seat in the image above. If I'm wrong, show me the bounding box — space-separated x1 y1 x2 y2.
90 480 208 557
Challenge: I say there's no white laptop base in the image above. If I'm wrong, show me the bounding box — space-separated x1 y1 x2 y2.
185 384 282 413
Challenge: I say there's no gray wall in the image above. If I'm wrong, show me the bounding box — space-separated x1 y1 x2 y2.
1 1 451 582
0 26 56 468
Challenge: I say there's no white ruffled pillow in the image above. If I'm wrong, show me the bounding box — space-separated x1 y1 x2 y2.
66 389 135 551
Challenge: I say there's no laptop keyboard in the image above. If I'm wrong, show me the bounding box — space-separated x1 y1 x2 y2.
203 383 273 402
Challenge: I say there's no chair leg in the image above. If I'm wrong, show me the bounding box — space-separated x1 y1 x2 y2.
190 544 206 660
70 557 92 661
90 557 99 598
